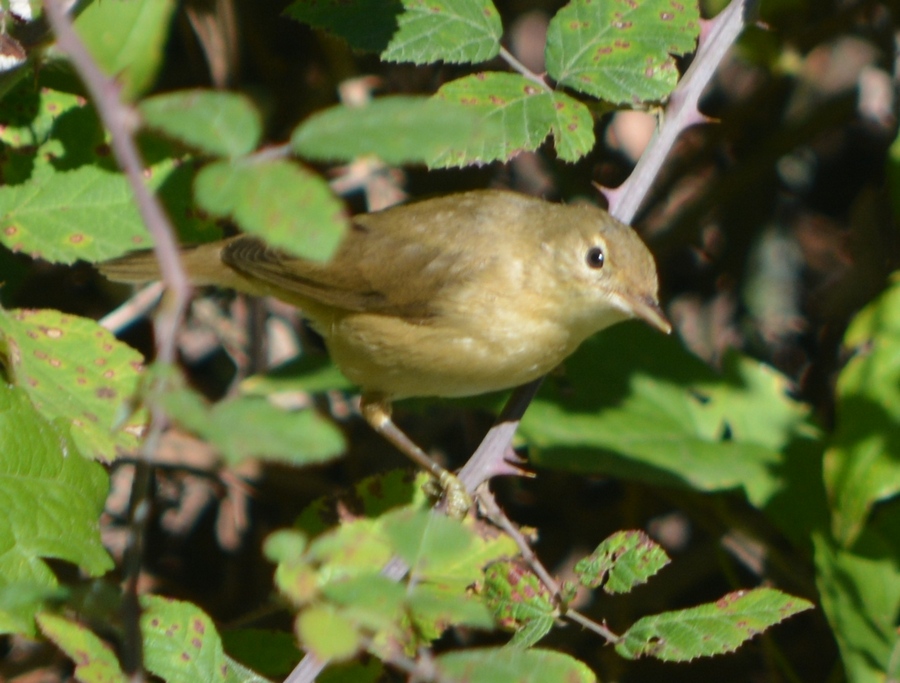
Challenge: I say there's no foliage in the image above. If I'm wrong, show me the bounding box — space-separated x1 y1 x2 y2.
0 0 896 682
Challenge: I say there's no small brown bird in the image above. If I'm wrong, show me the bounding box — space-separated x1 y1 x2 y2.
102 189 670 507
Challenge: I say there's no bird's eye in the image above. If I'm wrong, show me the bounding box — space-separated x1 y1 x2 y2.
586 246 605 269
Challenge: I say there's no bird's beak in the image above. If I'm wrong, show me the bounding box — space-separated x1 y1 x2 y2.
627 294 672 334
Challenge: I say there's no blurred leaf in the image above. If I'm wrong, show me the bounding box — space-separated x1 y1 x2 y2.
575 530 670 594
0 308 144 461
240 353 352 397
382 508 476 578
224 656 273 683
381 0 502 65
194 158 347 261
283 0 403 52
292 96 490 167
522 324 810 509
0 583 66 636
222 628 302 678
318 660 383 683
432 73 595 166
546 0 700 104
296 604 363 661
814 521 900 682
0 166 152 263
37 614 128 683
407 583 494 637
616 588 813 661
141 595 230 683
139 90 262 158
0 386 112 635
436 648 596 682
163 389 345 466
824 275 900 545
483 562 556 648
75 0 177 100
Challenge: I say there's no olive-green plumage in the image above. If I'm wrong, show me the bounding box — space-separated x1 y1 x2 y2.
102 189 668 400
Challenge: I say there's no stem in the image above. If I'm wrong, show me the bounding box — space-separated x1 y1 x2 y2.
499 45 552 92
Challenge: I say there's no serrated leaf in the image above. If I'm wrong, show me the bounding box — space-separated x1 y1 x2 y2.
141 595 230 683
163 389 345 466
522 324 810 512
0 308 145 461
616 588 813 661
224 655 274 683
139 90 262 159
575 530 670 594
292 96 488 167
381 0 502 65
824 275 900 545
37 613 128 683
283 0 403 52
436 647 596 683
432 73 595 166
0 166 152 263
483 562 556 648
194 158 346 261
546 0 700 104
296 604 362 661
0 386 112 635
75 0 177 100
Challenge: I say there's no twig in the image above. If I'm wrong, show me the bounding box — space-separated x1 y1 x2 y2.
459 0 755 495
499 46 552 92
606 0 758 224
566 609 619 643
44 0 193 678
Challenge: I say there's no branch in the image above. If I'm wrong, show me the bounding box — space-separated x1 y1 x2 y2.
458 0 757 495
44 0 194 676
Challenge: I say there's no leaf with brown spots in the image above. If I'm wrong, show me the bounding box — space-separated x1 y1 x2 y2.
37 614 128 683
381 0 502 65
575 529 670 594
432 72 594 166
0 307 145 461
141 595 231 683
616 588 813 661
546 0 700 104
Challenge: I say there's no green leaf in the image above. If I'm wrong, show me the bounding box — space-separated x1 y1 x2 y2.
407 583 494 636
0 583 66 636
139 90 262 159
575 530 670 594
291 96 489 167
814 524 900 682
283 0 403 53
141 595 230 683
296 603 362 661
37 614 128 683
194 158 347 261
483 562 556 648
224 656 274 683
75 0 178 100
616 588 813 661
432 73 595 166
436 648 596 683
0 386 113 634
0 308 145 461
163 389 345 466
824 275 900 545
381 508 476 579
0 166 152 263
240 353 352 397
521 324 809 509
381 0 502 65
546 0 700 104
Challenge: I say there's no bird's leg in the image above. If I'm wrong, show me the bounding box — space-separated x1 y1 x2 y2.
360 394 472 517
